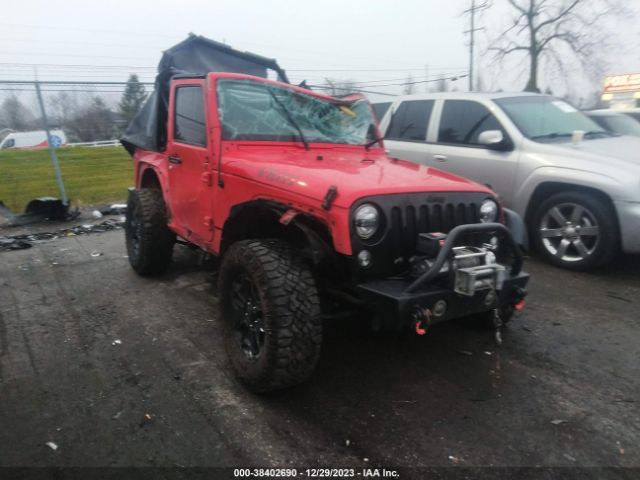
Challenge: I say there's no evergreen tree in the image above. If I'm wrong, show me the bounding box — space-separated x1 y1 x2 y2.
119 74 147 127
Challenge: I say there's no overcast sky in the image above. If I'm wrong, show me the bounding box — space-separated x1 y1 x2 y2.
1 0 638 105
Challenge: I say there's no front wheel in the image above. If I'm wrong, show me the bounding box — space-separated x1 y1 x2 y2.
530 191 618 270
218 239 322 392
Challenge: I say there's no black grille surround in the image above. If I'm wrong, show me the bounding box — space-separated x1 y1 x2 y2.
350 191 498 277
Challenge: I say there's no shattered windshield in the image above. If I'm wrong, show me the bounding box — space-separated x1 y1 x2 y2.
217 79 375 145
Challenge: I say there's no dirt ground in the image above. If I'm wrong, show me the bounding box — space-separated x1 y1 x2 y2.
0 226 639 479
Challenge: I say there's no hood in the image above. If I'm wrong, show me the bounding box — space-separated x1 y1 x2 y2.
535 135 640 170
221 144 493 208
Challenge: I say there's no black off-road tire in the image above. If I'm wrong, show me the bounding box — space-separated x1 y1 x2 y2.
530 191 618 270
218 239 322 392
125 188 175 276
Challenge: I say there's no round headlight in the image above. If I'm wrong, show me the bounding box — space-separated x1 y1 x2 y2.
354 204 379 239
479 199 498 223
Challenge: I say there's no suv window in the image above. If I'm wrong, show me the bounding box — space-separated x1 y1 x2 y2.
385 100 434 141
438 100 504 146
174 86 206 146
2 138 15 148
371 102 391 122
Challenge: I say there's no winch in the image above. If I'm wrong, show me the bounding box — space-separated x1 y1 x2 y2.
412 232 506 296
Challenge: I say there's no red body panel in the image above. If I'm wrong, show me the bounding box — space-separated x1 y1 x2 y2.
132 73 494 257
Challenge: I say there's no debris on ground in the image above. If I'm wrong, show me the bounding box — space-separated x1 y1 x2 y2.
112 411 122 420
45 441 58 451
551 419 567 425
345 439 350 446
91 210 103 219
99 204 127 216
112 339 122 346
457 350 473 356
91 251 103 257
0 218 125 253
0 237 32 251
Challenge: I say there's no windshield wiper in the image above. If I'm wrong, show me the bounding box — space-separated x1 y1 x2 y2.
363 137 384 150
530 132 573 141
268 89 310 150
584 130 614 139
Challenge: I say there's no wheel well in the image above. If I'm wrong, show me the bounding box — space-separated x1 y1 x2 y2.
220 202 334 264
140 168 162 190
525 182 617 226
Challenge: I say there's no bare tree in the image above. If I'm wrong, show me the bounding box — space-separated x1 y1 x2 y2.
323 78 358 96
0 94 36 130
488 0 635 92
403 75 416 94
432 75 448 93
66 96 117 142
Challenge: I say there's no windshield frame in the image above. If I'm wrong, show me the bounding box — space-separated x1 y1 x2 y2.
212 74 380 148
494 95 610 143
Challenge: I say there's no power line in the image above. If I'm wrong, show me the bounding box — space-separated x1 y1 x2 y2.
352 73 468 88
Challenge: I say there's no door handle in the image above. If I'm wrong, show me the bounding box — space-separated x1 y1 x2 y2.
168 155 182 165
433 154 447 162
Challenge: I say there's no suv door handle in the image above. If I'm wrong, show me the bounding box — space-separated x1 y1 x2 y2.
168 155 182 165
433 154 447 162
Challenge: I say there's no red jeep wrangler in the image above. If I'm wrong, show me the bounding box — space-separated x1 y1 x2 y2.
122 36 529 392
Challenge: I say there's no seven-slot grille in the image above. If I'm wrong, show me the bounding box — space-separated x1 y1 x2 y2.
351 192 491 275
388 202 480 254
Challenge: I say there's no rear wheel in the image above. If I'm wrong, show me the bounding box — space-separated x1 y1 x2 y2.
218 239 322 392
125 188 175 276
530 191 617 270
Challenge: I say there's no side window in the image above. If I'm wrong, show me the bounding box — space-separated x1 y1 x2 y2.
2 138 15 148
385 100 434 141
174 86 206 146
438 100 505 146
371 102 391 123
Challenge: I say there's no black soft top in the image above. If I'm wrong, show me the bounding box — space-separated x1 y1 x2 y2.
120 34 289 155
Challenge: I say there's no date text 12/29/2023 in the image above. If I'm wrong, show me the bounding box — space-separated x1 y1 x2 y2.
233 468 400 478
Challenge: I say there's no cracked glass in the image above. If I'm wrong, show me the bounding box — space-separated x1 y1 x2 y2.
217 79 375 145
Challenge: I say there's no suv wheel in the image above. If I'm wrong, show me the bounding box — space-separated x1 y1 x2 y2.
218 239 322 392
531 191 617 270
125 188 175 276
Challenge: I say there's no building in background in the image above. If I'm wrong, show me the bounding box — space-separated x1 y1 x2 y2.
601 73 640 109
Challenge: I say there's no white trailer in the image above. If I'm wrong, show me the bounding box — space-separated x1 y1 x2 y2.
0 130 67 149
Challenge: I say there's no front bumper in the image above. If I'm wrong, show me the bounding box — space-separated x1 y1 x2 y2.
355 222 529 330
615 200 640 254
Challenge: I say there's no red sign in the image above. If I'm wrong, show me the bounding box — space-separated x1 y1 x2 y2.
603 73 640 93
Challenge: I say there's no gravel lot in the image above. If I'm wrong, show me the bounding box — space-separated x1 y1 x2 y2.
0 227 638 478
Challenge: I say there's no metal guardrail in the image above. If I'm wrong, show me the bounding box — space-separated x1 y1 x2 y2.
65 140 121 148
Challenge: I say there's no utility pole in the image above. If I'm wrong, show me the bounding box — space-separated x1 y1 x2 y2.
463 0 487 92
34 79 68 206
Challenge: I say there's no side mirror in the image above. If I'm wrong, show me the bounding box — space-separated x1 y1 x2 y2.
478 130 512 151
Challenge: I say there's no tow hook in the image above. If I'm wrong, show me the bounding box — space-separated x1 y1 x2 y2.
493 308 503 346
412 308 431 335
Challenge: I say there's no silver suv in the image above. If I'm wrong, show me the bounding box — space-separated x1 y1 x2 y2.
376 93 640 270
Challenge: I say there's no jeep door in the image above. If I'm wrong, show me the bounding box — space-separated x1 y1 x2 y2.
166 80 214 246
381 99 434 163
428 99 519 205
